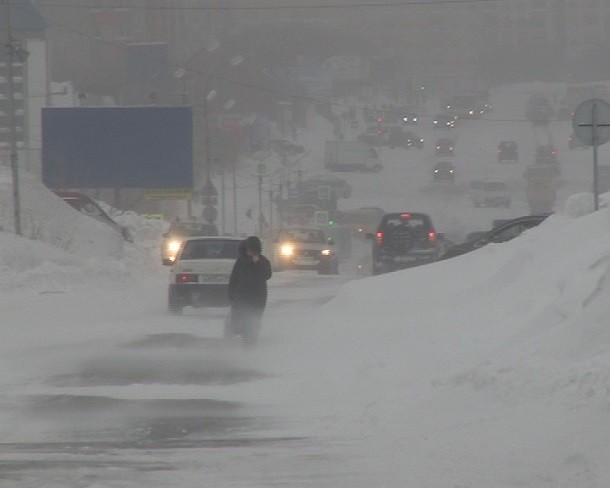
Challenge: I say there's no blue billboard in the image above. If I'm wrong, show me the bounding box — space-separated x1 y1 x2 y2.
42 106 192 189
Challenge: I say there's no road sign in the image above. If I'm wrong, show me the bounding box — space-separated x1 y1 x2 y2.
572 98 610 212
572 98 610 146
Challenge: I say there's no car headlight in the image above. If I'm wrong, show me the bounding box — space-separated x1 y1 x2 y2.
168 240 182 253
280 244 294 256
321 249 331 256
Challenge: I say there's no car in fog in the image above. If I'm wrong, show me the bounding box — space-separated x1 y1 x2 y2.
438 214 550 261
272 227 338 274
55 191 133 243
432 161 455 182
368 212 442 275
497 141 519 162
535 145 559 165
387 127 424 149
168 236 242 313
435 138 455 156
161 219 219 265
401 112 419 125
433 113 457 129
568 133 587 150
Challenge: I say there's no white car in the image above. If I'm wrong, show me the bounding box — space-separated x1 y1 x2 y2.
168 236 242 314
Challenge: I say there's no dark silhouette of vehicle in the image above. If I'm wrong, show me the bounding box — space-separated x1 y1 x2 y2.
435 138 455 156
368 212 442 275
432 161 455 182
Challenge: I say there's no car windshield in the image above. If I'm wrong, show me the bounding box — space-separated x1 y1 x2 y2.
280 230 326 243
179 240 240 260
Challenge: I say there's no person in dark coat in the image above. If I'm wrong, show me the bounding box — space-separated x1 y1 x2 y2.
225 236 272 345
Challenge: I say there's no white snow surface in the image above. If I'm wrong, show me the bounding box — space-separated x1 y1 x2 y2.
2 83 610 486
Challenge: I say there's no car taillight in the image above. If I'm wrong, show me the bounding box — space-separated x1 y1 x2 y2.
428 231 437 245
376 231 383 246
552 150 558 157
176 273 198 284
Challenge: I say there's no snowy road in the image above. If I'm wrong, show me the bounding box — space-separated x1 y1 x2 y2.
0 266 367 487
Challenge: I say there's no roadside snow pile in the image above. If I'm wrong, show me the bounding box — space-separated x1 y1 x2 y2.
0 168 167 291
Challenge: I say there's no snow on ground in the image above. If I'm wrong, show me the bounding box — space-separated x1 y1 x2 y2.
1 83 610 486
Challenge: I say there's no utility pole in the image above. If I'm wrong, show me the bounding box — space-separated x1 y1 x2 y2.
232 161 238 235
4 0 21 236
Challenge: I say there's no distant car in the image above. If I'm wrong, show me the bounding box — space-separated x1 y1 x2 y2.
273 227 338 274
54 191 133 243
435 138 455 156
369 212 442 275
404 131 424 149
497 141 519 162
386 126 424 149
302 174 352 199
535 145 559 164
401 112 419 125
470 179 511 208
438 214 550 260
433 113 457 129
161 220 219 265
168 236 242 313
569 133 587 150
432 161 455 182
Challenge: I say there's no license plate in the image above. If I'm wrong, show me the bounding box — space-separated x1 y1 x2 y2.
199 274 228 284
395 256 417 263
295 259 317 266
